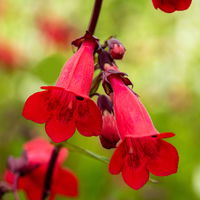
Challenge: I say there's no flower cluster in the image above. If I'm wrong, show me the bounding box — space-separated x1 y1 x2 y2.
1 0 192 198
20 30 179 193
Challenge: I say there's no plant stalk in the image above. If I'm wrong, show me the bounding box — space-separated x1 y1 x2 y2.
87 0 103 35
65 142 109 164
42 145 62 200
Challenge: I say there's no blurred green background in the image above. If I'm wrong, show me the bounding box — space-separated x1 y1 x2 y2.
0 0 200 199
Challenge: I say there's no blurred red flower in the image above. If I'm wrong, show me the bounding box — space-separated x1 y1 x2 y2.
5 138 78 200
106 68 179 189
37 16 77 49
0 40 24 70
152 0 192 13
23 38 102 142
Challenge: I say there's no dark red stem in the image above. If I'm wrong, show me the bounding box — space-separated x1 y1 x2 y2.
42 145 61 200
88 0 103 35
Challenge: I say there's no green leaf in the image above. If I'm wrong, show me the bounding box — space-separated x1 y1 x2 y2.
33 54 66 84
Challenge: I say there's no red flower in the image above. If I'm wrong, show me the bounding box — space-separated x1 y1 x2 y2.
0 40 24 70
23 38 102 142
107 72 179 189
152 0 192 13
4 138 78 200
37 16 76 48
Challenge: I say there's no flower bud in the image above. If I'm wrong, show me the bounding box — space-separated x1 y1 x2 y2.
100 112 120 149
97 94 113 113
107 38 126 60
97 95 120 149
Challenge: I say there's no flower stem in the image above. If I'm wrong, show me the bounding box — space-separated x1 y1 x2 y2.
64 142 109 164
87 0 103 35
42 145 62 200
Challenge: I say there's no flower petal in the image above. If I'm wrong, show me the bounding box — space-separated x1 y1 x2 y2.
109 141 125 174
20 166 52 200
152 0 192 13
5 169 44 200
177 0 192 10
52 167 78 197
24 138 68 164
76 98 102 137
45 116 76 143
22 91 50 123
152 0 176 13
122 156 149 190
148 140 179 176
156 132 175 139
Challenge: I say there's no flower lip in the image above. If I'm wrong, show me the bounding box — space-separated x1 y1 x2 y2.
41 86 89 99
109 134 179 189
125 132 175 140
23 86 102 143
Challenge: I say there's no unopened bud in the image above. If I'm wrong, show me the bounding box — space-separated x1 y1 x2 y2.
97 95 113 113
99 112 120 149
107 38 126 60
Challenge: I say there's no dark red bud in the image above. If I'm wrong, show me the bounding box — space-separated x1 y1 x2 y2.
99 112 120 149
97 95 113 113
107 38 126 60
100 135 119 149
98 49 115 70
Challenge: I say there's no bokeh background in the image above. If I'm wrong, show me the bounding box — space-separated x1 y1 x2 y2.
0 0 200 199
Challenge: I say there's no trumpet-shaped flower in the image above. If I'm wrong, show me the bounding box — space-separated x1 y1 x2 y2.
107 73 179 189
23 38 102 142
